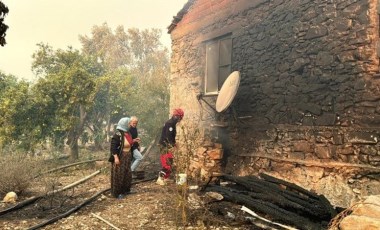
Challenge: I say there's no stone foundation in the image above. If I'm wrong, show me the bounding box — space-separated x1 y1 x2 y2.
189 141 223 182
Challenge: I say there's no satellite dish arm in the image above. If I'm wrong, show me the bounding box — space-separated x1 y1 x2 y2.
197 93 218 113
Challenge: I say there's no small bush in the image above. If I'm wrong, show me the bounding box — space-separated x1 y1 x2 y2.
172 122 203 227
0 154 42 196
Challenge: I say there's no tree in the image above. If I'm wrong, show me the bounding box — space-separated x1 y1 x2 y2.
89 69 132 148
0 1 9 46
0 21 170 158
79 24 170 142
126 28 170 139
0 72 32 150
31 44 100 159
79 23 131 70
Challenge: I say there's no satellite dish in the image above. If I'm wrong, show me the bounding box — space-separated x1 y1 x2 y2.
215 71 240 113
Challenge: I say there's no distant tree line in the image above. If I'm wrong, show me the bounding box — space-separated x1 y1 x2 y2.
0 24 170 159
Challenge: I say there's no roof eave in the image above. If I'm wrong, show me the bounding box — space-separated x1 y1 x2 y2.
167 0 195 34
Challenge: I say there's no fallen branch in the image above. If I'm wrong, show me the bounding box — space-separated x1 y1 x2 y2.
42 158 106 174
48 170 101 195
91 213 121 230
239 153 380 171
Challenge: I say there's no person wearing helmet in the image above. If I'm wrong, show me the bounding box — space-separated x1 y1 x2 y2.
109 117 134 198
157 108 184 185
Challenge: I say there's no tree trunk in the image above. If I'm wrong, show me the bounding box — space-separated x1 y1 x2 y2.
69 138 79 159
93 123 104 150
67 128 79 159
67 105 87 159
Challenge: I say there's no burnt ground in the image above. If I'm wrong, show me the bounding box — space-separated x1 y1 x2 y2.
0 146 258 230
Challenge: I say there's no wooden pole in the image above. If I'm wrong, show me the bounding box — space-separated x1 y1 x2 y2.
141 138 156 160
91 213 121 230
42 158 106 174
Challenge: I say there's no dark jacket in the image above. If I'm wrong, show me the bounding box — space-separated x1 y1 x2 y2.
159 117 178 147
109 129 126 162
129 127 139 151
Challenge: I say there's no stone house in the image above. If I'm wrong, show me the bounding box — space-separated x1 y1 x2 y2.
168 0 380 207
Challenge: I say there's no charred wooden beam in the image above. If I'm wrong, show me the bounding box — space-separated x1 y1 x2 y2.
233 189 319 219
259 173 337 218
259 173 319 199
246 175 331 219
205 185 322 230
221 175 332 219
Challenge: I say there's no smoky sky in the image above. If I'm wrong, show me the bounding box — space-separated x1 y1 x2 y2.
0 0 187 81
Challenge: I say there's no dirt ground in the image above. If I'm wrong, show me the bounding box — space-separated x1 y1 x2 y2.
38 177 251 230
0 147 256 230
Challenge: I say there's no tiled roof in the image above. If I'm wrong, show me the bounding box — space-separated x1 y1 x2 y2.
167 0 195 33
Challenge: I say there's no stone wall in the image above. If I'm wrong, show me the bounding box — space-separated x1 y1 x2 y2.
189 141 223 181
170 0 380 207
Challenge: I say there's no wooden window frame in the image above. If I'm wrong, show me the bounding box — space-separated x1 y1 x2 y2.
205 35 232 95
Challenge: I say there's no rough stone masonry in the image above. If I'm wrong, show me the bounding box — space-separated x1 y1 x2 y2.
169 0 380 207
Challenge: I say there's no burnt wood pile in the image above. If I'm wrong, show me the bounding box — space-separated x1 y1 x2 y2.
203 173 338 230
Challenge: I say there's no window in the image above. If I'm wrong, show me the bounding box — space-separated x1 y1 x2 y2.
205 35 232 94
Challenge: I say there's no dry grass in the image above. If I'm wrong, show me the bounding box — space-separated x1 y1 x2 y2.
171 122 205 227
0 153 43 196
